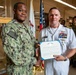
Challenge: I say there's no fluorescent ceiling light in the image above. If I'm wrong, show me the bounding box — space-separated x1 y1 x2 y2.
0 6 4 8
55 0 76 10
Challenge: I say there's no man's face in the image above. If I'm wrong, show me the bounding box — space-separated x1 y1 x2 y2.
49 9 61 26
74 18 76 24
14 4 27 23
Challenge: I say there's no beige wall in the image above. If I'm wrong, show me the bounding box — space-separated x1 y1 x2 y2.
1 0 76 26
33 0 76 39
0 0 76 70
34 0 76 23
0 0 76 20
0 0 76 55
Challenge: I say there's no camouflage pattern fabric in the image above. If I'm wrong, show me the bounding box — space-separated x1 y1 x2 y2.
2 19 37 75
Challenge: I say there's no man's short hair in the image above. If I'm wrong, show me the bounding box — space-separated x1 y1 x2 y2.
72 16 76 23
14 2 25 9
73 16 76 19
49 7 60 13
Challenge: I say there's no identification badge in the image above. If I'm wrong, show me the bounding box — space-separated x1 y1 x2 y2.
7 31 18 40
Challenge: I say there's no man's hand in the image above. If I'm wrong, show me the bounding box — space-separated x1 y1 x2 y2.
53 55 67 61
35 43 40 48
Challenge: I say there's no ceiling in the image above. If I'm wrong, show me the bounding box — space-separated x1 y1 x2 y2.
62 0 76 7
54 0 76 10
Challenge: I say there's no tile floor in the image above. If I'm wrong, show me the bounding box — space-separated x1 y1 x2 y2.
35 66 76 75
0 66 76 75
69 66 76 75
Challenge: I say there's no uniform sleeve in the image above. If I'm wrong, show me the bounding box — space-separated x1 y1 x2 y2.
2 25 36 66
68 28 76 49
26 25 39 58
26 25 38 45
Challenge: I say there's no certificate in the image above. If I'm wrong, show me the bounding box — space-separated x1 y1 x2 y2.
40 41 61 60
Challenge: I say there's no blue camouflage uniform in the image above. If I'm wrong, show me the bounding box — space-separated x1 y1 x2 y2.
2 19 37 75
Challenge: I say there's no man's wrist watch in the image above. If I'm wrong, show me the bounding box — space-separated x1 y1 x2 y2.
64 56 68 61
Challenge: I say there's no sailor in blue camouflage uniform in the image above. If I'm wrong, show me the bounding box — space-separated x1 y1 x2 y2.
2 2 37 75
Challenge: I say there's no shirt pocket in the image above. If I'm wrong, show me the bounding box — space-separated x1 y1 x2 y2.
58 37 68 53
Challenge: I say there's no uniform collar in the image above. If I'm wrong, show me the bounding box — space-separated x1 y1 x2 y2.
47 24 63 29
12 19 25 25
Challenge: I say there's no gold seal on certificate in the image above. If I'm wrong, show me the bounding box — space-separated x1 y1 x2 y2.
40 41 61 60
